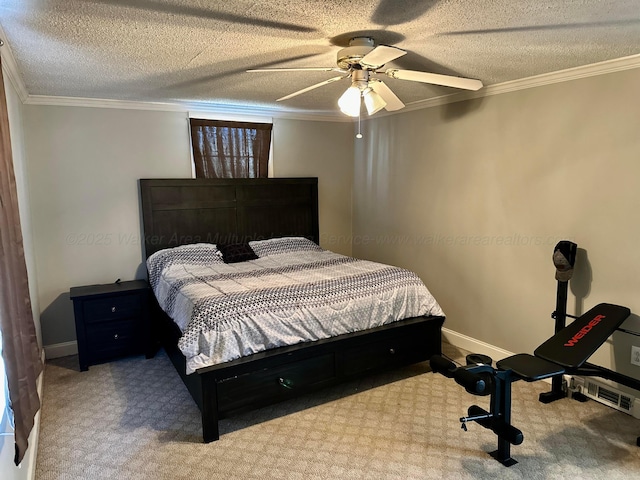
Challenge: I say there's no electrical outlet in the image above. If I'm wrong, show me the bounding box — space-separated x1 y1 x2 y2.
631 346 640 366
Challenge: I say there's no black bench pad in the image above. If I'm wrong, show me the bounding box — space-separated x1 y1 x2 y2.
497 354 565 381
534 303 630 368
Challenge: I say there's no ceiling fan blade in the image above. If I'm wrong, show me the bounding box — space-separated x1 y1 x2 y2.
368 81 405 111
384 69 483 91
247 67 345 73
277 75 348 102
361 45 407 68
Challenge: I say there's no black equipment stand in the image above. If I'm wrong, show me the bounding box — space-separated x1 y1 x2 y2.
540 240 577 403
430 241 640 466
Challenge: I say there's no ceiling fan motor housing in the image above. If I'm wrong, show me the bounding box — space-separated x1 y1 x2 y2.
337 37 376 70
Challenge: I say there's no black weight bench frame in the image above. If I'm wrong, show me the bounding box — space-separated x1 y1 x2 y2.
431 302 639 466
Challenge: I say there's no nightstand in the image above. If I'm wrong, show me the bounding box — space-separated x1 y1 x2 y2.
70 280 152 371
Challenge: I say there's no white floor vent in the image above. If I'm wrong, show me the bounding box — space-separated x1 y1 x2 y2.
569 376 640 419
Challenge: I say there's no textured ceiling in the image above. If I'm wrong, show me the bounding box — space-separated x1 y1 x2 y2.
1 1 640 117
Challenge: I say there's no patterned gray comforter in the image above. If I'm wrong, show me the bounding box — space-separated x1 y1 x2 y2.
147 237 444 374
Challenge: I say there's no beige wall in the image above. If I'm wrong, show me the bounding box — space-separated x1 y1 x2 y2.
273 117 354 256
353 67 640 374
24 106 193 346
21 108 355 348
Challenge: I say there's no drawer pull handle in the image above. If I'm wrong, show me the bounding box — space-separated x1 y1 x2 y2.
114 334 119 340
389 348 396 355
111 306 116 313
278 377 294 390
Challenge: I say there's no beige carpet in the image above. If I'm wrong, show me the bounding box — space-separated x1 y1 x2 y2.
35 343 640 479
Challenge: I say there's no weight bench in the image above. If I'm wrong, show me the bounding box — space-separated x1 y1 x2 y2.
430 302 636 466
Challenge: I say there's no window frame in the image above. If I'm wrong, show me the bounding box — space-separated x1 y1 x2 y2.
187 112 273 179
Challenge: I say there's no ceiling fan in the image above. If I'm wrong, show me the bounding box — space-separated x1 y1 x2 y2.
247 37 483 116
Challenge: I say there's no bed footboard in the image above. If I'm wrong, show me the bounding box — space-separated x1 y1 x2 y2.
158 310 444 442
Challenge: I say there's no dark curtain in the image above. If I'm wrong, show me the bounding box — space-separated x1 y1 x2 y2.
0 57 43 465
190 119 272 178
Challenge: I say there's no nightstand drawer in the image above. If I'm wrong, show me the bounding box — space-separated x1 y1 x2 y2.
83 294 142 323
85 318 140 357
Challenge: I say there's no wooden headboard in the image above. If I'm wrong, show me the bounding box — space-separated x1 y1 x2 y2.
139 178 319 258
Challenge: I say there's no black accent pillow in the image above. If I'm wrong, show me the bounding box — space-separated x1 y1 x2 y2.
217 243 258 263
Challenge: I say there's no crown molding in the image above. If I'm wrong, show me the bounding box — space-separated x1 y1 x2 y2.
185 101 349 122
7 52 640 120
24 94 187 112
402 52 640 112
23 94 349 122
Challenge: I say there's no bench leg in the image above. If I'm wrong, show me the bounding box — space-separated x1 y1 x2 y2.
539 374 567 403
463 369 523 466
489 370 519 467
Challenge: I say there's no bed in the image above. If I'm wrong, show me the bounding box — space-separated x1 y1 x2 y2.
139 177 445 442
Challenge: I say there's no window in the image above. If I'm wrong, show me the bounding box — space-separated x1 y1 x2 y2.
190 119 272 178
0 329 11 435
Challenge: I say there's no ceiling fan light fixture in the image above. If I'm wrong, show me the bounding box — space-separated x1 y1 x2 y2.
338 86 361 117
363 88 386 115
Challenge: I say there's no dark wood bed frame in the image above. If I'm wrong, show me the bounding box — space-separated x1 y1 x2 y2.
139 177 445 442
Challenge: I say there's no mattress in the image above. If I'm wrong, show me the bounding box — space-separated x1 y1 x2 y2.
147 237 445 374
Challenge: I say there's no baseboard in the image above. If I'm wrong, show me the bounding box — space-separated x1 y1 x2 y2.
20 350 45 480
26 350 45 480
442 327 515 362
43 341 77 359
442 328 560 386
